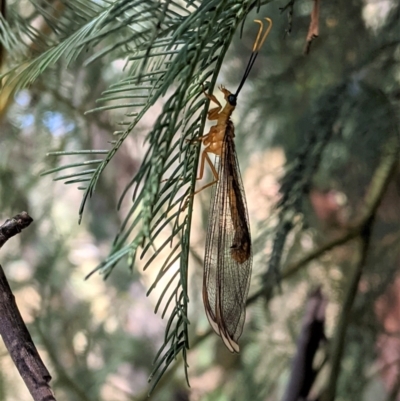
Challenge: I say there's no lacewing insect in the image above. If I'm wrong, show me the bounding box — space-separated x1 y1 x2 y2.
194 18 272 352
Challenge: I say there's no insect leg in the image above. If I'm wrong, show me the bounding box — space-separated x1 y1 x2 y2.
182 147 219 210
202 84 222 120
193 148 219 195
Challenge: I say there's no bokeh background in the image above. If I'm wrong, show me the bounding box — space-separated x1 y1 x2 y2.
0 1 399 400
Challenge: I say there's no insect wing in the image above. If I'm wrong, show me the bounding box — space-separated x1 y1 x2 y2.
203 121 252 352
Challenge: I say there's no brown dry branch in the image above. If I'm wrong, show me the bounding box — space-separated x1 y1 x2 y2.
282 288 327 401
0 212 57 401
0 212 33 248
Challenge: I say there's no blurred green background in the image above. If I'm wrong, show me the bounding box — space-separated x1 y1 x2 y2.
0 1 399 400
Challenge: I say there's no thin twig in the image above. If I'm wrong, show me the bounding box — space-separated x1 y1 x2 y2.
321 224 372 401
280 0 296 35
0 212 57 401
0 211 33 249
247 228 359 305
282 135 399 284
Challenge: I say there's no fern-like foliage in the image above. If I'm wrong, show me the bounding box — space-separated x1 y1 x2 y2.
264 82 349 293
1 0 272 389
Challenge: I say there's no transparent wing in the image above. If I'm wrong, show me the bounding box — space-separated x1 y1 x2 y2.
203 120 252 352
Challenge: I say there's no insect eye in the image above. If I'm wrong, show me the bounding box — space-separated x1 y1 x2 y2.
228 94 237 106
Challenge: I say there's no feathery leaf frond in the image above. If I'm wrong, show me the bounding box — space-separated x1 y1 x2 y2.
2 0 268 387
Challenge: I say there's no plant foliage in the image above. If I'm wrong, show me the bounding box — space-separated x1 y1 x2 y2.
1 0 273 388
2 1 400 398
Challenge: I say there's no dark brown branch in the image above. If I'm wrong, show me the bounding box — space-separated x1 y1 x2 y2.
0 212 57 401
0 211 33 249
282 288 327 401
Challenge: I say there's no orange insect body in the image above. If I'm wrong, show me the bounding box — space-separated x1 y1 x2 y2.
201 89 251 352
202 87 236 156
195 18 272 352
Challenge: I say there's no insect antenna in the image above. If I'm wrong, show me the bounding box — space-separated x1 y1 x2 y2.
234 17 273 97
